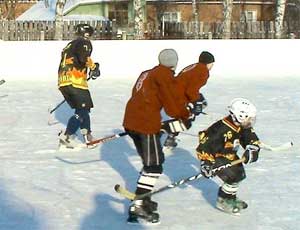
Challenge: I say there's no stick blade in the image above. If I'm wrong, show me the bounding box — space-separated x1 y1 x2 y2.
114 184 136 200
260 141 293 151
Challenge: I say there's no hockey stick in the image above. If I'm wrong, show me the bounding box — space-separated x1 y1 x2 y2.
0 79 5 85
259 141 293 152
85 116 198 146
0 94 8 99
86 116 200 146
86 131 128 146
47 103 64 125
49 99 66 114
180 132 293 152
115 157 245 200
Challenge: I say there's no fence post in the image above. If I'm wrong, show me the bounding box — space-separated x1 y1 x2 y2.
199 21 203 38
40 30 45 41
253 21 258 39
112 19 117 39
0 21 2 40
3 20 8 41
269 21 275 39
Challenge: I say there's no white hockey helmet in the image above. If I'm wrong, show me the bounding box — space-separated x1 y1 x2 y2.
228 98 257 128
158 49 178 71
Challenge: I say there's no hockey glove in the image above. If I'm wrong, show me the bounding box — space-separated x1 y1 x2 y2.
161 119 189 134
242 144 260 164
188 93 208 116
89 63 101 79
200 160 214 178
183 118 193 130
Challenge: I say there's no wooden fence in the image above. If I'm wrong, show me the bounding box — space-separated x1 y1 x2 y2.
0 20 117 41
146 20 300 39
0 20 299 41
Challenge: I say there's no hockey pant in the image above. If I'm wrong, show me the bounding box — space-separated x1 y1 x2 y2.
214 157 246 199
127 130 164 195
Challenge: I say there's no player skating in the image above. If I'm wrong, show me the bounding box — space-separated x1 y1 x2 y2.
123 49 192 224
196 98 260 215
57 24 100 149
163 51 215 149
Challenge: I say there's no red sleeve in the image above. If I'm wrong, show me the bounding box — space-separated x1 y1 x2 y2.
185 64 209 102
155 67 190 120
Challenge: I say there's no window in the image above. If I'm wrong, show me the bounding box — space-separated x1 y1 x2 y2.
108 3 128 26
162 12 181 22
244 10 257 22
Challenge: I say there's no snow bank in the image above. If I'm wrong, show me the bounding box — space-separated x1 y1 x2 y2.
1 39 299 81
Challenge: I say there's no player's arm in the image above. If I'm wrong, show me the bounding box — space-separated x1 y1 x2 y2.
156 70 190 120
240 128 260 164
196 123 224 178
77 40 100 79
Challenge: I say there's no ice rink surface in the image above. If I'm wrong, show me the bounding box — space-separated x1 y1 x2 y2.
0 76 299 230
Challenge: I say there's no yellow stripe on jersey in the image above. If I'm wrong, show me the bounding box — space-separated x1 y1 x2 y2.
196 151 215 162
58 67 88 90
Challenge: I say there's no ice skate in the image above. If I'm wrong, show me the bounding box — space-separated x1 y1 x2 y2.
58 131 82 150
143 197 158 212
235 197 248 209
127 200 160 225
81 129 98 149
216 197 241 215
163 133 178 151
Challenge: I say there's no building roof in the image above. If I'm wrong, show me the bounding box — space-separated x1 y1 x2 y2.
17 1 56 21
16 0 110 21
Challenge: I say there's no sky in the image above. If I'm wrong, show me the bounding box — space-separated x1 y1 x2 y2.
0 71 299 230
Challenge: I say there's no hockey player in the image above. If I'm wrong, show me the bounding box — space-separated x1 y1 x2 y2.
164 51 215 149
196 98 260 215
57 24 100 148
123 49 192 224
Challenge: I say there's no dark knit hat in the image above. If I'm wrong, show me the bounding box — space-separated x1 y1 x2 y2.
199 51 215 64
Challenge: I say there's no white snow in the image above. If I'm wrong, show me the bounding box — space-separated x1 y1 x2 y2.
16 0 109 21
1 39 300 81
0 40 299 230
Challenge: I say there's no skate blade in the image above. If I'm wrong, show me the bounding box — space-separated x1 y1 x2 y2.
216 206 241 216
58 143 86 152
86 143 98 149
127 219 160 225
162 146 174 154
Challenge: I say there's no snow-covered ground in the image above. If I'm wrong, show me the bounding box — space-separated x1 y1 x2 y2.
0 74 299 229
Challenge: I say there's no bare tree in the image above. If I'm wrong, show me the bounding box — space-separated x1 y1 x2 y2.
275 0 287 38
192 0 199 38
2 0 17 20
284 0 300 37
133 0 145 39
54 0 66 40
44 0 49 8
222 0 233 39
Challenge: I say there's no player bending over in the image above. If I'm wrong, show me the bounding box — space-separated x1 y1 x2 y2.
196 98 260 215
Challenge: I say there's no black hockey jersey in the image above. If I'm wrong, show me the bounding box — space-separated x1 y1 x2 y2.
196 116 260 162
58 37 95 90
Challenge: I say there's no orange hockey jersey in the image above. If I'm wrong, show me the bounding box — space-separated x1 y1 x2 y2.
123 65 190 134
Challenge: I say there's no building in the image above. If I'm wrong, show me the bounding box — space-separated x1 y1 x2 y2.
17 0 276 26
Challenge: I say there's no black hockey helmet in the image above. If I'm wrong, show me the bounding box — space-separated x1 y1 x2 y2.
75 24 94 37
